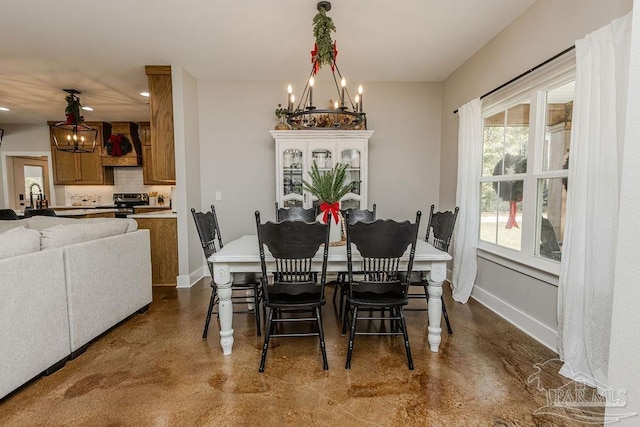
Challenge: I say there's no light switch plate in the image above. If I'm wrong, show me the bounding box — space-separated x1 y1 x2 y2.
215 191 222 201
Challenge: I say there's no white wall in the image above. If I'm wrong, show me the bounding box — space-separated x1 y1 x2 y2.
439 0 633 350
607 0 640 420
196 80 442 243
0 124 55 207
173 66 203 288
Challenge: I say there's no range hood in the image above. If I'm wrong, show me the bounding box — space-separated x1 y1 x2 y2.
100 122 142 166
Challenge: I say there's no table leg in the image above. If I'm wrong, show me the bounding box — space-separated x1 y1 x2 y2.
214 266 234 355
426 261 447 353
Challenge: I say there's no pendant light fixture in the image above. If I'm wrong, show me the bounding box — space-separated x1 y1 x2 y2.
281 1 366 130
49 89 98 153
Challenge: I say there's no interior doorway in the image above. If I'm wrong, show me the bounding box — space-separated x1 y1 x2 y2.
5 156 51 210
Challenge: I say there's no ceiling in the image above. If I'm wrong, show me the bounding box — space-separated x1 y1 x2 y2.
0 0 535 125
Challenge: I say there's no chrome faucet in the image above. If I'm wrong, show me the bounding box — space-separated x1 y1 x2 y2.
29 183 43 209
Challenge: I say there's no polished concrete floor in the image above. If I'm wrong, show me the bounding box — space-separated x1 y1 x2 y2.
0 280 602 426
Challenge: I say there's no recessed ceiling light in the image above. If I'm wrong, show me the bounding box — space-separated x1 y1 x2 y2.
0 107 10 112
140 91 150 97
82 106 94 111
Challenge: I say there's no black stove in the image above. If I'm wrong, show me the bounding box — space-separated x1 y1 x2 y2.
113 193 149 218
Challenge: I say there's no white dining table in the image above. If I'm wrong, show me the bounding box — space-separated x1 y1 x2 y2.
208 235 452 355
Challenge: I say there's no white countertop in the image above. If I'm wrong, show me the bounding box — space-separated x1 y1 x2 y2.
55 208 120 216
134 205 171 210
128 211 177 219
49 205 118 209
14 208 121 216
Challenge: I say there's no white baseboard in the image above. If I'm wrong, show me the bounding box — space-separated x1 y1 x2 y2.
471 285 558 353
176 266 206 288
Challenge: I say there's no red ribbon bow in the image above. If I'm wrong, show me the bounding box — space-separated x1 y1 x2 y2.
109 134 123 157
320 202 340 224
311 43 320 75
505 200 520 229
331 41 338 72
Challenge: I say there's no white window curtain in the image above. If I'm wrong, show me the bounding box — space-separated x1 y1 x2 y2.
452 98 482 303
557 13 631 392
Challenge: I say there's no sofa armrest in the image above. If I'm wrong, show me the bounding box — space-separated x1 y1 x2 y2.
62 230 152 352
0 249 70 399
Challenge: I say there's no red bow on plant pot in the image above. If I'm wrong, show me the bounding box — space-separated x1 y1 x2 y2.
320 201 340 224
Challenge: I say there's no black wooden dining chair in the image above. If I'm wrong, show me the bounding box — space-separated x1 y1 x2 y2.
191 205 262 338
0 209 19 220
343 212 421 370
255 210 331 372
275 202 317 222
333 204 377 317
23 208 56 218
404 204 459 335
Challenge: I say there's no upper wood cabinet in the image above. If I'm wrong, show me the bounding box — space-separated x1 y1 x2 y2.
50 121 114 185
139 121 169 185
145 65 176 184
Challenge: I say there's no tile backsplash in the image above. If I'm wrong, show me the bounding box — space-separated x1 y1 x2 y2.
61 167 173 206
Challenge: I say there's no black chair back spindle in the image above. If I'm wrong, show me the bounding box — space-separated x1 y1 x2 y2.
275 202 318 222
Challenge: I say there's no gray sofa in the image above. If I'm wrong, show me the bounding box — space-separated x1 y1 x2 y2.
0 216 152 400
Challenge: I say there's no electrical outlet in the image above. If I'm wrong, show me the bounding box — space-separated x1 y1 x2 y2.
215 191 222 201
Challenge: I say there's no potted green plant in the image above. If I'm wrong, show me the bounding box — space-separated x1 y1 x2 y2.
274 104 290 130
303 161 358 243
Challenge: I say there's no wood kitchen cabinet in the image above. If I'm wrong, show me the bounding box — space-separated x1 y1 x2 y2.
139 121 172 185
134 216 178 286
145 66 176 184
50 121 114 185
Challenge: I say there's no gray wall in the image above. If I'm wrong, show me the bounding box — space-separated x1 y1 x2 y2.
439 0 633 350
196 80 443 242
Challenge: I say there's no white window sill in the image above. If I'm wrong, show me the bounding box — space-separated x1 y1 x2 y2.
476 247 560 286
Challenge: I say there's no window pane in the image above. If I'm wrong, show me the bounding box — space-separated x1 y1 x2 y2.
543 81 574 172
24 165 44 198
537 177 567 261
483 103 529 177
480 181 523 251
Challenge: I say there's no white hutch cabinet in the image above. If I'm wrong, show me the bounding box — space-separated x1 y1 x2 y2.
270 130 374 211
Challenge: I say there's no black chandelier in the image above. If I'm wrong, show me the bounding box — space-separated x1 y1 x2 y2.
49 89 98 153
282 1 366 130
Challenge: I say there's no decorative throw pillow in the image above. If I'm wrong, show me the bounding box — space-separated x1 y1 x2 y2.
0 226 41 259
40 220 129 249
27 216 137 232
0 218 30 234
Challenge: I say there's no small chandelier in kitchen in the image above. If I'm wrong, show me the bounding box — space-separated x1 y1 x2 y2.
49 89 98 153
282 1 366 130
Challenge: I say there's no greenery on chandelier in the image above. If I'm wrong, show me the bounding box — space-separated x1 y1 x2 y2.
275 103 288 119
303 162 357 204
65 93 83 125
313 7 336 68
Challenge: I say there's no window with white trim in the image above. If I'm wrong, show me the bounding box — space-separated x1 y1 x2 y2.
479 56 574 275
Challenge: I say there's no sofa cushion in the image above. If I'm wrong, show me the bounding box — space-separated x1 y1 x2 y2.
41 220 129 249
0 226 42 259
27 216 138 233
0 218 30 234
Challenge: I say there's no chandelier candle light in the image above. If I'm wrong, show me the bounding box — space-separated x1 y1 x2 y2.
281 1 366 130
